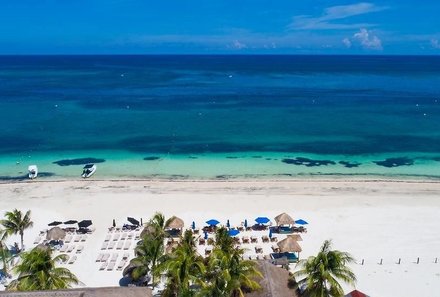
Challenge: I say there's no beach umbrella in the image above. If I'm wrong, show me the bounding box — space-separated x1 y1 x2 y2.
274 213 294 226
191 221 196 230
204 231 208 240
167 216 184 229
48 221 62 226
63 220 77 225
46 227 66 241
344 290 370 297
277 236 302 253
226 219 230 228
78 220 93 228
112 219 116 228
140 218 143 225
295 219 308 225
206 219 220 226
255 217 270 225
228 229 240 237
288 234 303 241
244 219 248 228
269 229 273 238
127 217 140 226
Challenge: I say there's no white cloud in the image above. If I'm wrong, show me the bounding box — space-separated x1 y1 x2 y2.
431 39 440 49
289 2 387 30
229 40 247 49
353 28 382 50
342 38 352 48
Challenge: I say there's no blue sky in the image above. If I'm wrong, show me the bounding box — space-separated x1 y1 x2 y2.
0 0 439 54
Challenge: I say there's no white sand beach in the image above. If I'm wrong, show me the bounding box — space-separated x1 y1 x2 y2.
1 179 440 296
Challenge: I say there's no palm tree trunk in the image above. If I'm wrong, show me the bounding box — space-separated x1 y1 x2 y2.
20 231 24 251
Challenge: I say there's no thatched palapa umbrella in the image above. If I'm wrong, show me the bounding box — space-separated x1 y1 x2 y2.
46 227 66 241
277 236 302 253
274 212 295 226
288 234 303 241
166 216 184 230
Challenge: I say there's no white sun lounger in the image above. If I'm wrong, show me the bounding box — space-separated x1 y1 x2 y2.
99 262 107 270
135 232 140 240
122 252 130 260
59 245 68 253
33 236 41 244
123 241 131 250
106 261 115 271
101 242 108 250
104 234 111 242
108 241 115 250
95 253 104 262
117 259 126 270
68 256 77 264
64 235 72 243
67 245 75 253
74 235 81 242
113 234 120 241
110 253 118 262
81 235 87 242
127 232 134 239
116 241 124 250
76 245 84 254
102 253 110 262
121 233 127 240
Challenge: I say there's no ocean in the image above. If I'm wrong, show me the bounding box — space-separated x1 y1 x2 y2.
0 55 439 180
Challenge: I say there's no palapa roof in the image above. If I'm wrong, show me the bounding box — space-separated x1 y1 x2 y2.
166 216 184 229
277 236 302 253
0 287 152 297
274 213 295 226
246 260 299 297
287 234 303 241
344 290 370 297
46 227 66 240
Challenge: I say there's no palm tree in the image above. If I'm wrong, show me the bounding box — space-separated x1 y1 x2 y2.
0 229 14 277
162 230 205 296
8 247 79 291
1 209 33 250
294 240 356 297
214 227 235 254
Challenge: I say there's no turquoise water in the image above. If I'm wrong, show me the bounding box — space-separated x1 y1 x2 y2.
0 55 439 180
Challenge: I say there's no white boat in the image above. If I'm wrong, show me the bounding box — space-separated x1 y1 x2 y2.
81 164 96 178
28 165 38 179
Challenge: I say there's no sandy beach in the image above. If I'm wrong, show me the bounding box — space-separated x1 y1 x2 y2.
1 178 440 296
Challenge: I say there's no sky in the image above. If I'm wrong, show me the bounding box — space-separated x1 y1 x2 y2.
0 0 439 54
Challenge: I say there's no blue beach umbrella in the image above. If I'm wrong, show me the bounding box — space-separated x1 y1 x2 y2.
204 231 208 240
255 217 270 225
228 229 240 237
295 219 308 225
191 221 196 230
206 219 220 226
244 219 248 228
226 219 230 228
269 229 273 238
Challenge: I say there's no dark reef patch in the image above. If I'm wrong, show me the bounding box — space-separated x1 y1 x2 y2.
143 156 161 161
373 157 414 168
339 161 361 168
252 156 262 158
53 158 105 166
188 156 198 159
282 157 336 167
226 156 238 159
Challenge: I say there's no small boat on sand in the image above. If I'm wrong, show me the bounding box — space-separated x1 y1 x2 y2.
81 164 96 178
28 165 38 179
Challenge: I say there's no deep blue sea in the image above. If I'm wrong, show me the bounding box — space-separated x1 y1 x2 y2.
1 55 439 180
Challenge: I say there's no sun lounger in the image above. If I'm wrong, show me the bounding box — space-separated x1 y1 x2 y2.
110 253 118 262
81 235 87 242
68 256 77 264
59 245 68 253
113 234 120 241
250 236 258 243
67 245 75 253
102 253 110 262
76 245 84 254
135 232 140 240
73 235 81 242
101 242 108 250
271 245 280 253
123 241 131 250
242 236 250 244
127 232 133 239
108 241 116 250
116 241 124 250
64 235 72 243
122 252 130 260
106 261 115 271
96 253 104 262
117 259 127 270
121 233 127 240
270 236 278 242
104 234 111 242
198 238 205 245
99 262 107 271
33 236 41 244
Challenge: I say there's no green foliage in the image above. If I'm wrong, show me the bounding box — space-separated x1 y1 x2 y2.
294 240 356 297
8 247 78 291
1 209 33 250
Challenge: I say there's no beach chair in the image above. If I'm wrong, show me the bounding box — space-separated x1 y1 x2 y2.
270 236 278 242
106 261 115 271
33 236 41 244
76 245 84 254
250 236 258 243
104 234 111 242
67 245 75 253
73 235 81 242
123 241 131 250
68 256 77 264
108 241 116 250
127 232 133 239
110 253 118 262
99 262 107 271
121 233 127 240
59 245 68 253
113 234 120 241
116 241 124 250
135 232 140 240
101 242 108 250
117 259 126 270
122 252 130 260
198 238 205 245
102 253 110 262
81 235 87 242
95 253 104 262
64 235 72 243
